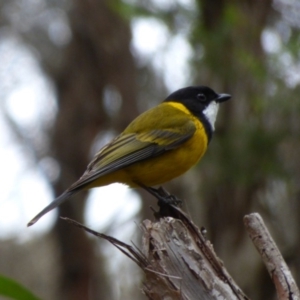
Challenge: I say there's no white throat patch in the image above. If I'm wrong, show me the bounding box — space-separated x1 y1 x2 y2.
203 101 219 131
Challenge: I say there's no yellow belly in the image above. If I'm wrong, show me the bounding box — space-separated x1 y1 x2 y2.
125 126 207 186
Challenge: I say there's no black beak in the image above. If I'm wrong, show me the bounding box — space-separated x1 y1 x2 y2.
216 93 231 103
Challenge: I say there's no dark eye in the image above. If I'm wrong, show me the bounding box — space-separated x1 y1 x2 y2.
197 93 206 102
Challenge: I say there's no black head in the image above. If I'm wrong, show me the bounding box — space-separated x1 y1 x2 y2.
164 86 230 111
164 86 231 141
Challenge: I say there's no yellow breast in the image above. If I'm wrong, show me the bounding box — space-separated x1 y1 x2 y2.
124 103 208 187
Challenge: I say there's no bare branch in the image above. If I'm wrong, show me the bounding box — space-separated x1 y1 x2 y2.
244 213 300 300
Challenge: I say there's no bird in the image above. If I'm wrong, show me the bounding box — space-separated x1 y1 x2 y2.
27 86 231 226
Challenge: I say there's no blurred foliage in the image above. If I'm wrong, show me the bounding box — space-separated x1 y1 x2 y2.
0 274 40 300
0 0 300 299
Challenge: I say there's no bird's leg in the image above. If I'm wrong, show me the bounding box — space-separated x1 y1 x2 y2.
156 186 183 206
140 185 182 207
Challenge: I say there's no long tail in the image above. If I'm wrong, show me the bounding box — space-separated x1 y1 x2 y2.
27 190 77 227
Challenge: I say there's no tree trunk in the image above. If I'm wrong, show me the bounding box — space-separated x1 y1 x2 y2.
49 0 138 298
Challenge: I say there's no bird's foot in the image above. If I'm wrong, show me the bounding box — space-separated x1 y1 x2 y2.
142 186 183 207
156 186 182 207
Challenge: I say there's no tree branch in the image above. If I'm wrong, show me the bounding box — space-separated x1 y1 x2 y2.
62 203 249 299
244 213 300 300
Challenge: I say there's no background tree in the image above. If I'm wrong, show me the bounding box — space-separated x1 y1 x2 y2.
0 0 299 299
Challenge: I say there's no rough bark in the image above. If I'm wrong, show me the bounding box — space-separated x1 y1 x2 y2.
140 218 248 300
62 204 250 300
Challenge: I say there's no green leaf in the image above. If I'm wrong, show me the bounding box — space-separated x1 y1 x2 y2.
0 275 41 300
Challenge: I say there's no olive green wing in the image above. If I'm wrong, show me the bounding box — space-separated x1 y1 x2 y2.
70 112 196 190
